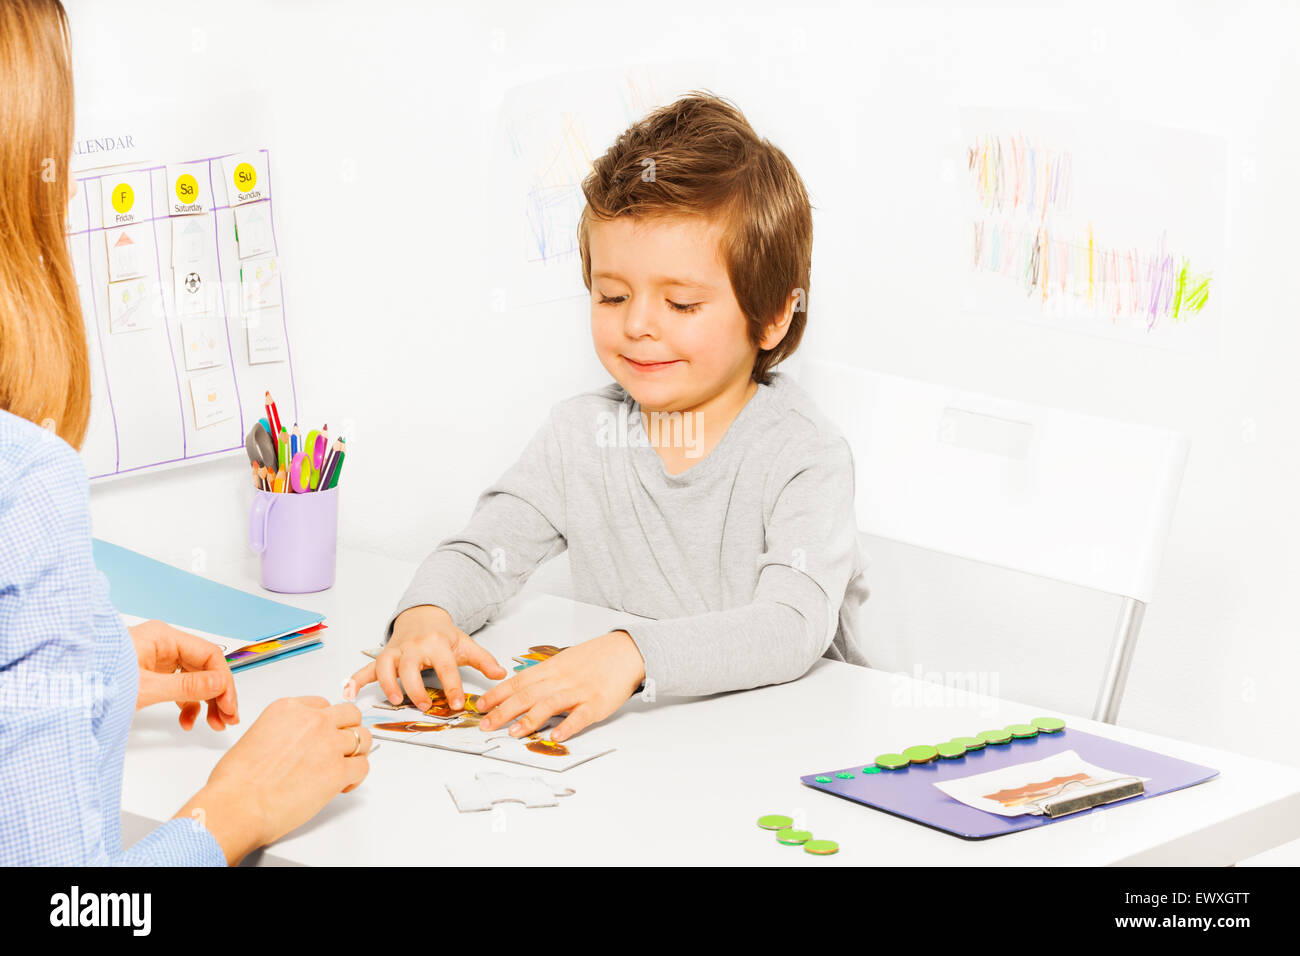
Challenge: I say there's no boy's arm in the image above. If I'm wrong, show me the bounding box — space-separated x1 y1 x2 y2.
387 411 568 639
619 435 862 697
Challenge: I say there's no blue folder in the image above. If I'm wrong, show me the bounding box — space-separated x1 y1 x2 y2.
93 539 324 644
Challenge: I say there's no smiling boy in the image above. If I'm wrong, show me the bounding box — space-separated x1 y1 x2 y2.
351 93 869 740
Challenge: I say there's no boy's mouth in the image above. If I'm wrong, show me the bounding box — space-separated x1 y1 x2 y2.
621 355 682 372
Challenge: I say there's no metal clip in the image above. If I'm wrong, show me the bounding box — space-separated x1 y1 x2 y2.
1026 775 1145 818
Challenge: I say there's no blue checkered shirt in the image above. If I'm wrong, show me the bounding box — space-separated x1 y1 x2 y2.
0 410 225 865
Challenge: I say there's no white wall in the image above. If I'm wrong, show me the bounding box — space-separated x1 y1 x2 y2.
72 0 1300 858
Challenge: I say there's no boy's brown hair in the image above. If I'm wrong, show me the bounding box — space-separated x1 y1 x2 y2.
578 92 811 383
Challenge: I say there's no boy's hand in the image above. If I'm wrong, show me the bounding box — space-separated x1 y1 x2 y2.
477 631 645 742
346 605 506 712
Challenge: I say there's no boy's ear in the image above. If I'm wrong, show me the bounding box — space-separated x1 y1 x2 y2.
758 287 802 350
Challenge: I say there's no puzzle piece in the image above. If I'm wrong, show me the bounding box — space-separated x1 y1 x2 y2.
446 772 575 813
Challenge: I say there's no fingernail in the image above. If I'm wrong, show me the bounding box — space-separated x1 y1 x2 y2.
388 693 401 704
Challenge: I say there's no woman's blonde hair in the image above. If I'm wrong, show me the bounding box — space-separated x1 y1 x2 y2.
0 0 89 447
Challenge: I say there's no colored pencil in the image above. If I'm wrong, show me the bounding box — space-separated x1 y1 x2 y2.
265 390 284 454
325 438 346 489
291 425 300 458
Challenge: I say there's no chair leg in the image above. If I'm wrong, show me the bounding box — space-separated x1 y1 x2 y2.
1093 597 1146 724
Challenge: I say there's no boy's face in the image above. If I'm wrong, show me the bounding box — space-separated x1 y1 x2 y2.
587 214 759 414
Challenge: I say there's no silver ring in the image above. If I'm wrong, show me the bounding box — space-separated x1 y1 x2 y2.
347 726 362 757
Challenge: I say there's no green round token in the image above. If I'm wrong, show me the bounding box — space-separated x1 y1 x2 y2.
757 814 793 830
951 736 985 751
875 752 909 770
936 741 966 759
978 728 1012 745
836 771 854 779
902 744 939 764
1006 723 1039 738
776 828 812 845
804 839 839 855
814 775 831 783
1032 716 1066 733
862 766 882 775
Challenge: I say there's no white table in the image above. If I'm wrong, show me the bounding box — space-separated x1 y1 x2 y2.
121 547 1300 866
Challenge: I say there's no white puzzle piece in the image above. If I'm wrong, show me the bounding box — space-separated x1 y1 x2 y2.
446 772 575 813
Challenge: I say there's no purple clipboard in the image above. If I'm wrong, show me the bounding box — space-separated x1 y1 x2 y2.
801 728 1219 839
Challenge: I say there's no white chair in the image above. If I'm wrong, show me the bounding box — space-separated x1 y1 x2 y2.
797 358 1189 724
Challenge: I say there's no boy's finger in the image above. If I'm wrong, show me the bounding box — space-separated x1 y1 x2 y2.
398 655 430 711
426 641 466 710
348 661 377 690
376 650 403 704
508 694 567 738
479 680 541 732
462 639 507 680
550 703 594 742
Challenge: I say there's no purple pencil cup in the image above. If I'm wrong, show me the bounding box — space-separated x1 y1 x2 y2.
248 487 339 593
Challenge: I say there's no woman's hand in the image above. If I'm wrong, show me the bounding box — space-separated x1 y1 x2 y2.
476 630 645 742
346 605 506 712
129 619 238 731
176 696 371 865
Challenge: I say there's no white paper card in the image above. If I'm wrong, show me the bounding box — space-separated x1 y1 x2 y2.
174 265 217 317
234 203 275 259
171 217 208 267
241 255 281 310
100 171 150 227
188 370 235 429
105 224 148 282
222 151 269 206
246 306 287 364
106 277 152 333
165 163 209 216
180 316 225 370
933 749 1148 818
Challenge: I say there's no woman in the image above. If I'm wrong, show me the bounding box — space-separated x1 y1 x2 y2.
0 0 369 866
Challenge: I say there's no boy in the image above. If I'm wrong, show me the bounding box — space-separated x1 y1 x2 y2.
350 93 869 741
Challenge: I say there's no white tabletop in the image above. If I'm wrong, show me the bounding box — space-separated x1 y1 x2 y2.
120 547 1300 866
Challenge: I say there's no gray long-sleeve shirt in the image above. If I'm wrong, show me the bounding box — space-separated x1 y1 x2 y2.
388 370 870 697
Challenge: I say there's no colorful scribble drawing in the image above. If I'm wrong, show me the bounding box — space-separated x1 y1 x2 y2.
509 111 595 264
983 772 1093 809
968 133 1212 328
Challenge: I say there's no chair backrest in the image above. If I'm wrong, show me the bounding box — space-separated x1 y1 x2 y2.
797 359 1189 604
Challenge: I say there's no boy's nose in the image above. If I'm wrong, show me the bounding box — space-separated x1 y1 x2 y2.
623 299 659 338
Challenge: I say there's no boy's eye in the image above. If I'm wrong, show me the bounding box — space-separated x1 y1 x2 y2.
598 293 627 305
668 299 701 314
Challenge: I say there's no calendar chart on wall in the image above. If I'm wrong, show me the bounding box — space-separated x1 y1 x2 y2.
68 143 298 480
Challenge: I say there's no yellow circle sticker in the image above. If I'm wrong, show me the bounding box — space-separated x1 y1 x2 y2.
233 162 257 193
110 183 134 214
174 173 200 204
